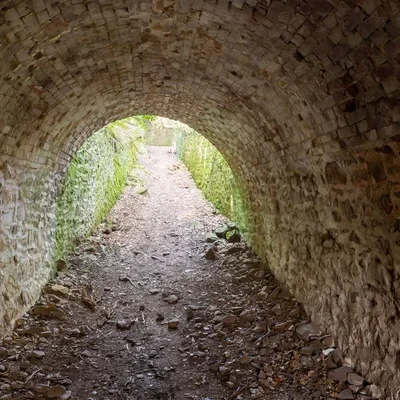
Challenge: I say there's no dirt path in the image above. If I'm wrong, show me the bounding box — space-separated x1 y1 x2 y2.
0 147 380 400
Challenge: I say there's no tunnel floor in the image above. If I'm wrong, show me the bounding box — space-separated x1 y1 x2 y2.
0 147 377 399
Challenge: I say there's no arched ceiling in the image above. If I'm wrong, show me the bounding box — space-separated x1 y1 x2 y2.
1 0 375 170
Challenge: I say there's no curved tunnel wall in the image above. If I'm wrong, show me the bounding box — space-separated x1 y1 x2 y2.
1 0 400 393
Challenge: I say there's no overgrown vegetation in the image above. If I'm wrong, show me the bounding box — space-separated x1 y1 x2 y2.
132 114 156 130
55 117 145 260
176 128 251 236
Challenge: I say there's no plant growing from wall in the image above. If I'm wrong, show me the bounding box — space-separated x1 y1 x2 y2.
175 128 251 238
133 114 156 130
54 117 145 260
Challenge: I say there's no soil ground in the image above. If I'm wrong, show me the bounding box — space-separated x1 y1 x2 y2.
0 147 379 400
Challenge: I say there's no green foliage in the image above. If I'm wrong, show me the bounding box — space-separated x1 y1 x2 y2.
54 118 143 260
176 129 251 236
132 115 156 130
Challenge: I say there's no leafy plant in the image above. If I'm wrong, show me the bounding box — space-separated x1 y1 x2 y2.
132 115 156 130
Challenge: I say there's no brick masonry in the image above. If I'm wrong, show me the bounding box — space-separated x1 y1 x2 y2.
1 0 400 394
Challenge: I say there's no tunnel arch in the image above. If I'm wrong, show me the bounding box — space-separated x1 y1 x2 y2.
1 0 400 394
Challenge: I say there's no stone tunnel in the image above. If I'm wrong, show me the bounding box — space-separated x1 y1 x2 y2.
1 0 400 395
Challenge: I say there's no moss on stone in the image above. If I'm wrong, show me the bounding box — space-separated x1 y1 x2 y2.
54 120 143 260
176 129 252 238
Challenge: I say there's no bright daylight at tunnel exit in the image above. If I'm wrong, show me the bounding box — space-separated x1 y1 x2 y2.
1 0 400 399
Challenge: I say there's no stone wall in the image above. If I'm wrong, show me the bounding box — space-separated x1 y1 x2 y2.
1 0 400 394
176 127 251 235
55 122 142 260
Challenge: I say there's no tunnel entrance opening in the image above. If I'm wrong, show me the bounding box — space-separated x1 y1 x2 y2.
54 114 250 267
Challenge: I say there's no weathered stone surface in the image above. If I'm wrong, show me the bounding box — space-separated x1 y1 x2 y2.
295 323 323 340
206 232 219 243
338 389 355 399
116 319 132 330
168 319 180 329
0 0 400 396
205 246 218 260
361 384 382 399
226 229 241 243
347 372 364 386
47 386 66 398
43 284 69 297
214 225 230 238
328 366 353 383
221 314 238 326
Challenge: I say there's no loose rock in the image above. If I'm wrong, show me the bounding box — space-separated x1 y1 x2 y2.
31 350 45 359
168 319 179 329
206 232 219 243
166 294 179 304
116 319 132 330
221 314 237 326
44 284 69 296
347 372 364 386
156 313 165 321
47 385 66 398
338 389 355 399
205 246 218 260
225 229 241 243
214 225 229 238
56 260 68 271
362 384 382 399
328 366 353 383
295 322 323 340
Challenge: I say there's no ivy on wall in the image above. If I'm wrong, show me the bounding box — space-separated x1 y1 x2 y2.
54 118 143 260
176 128 251 237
